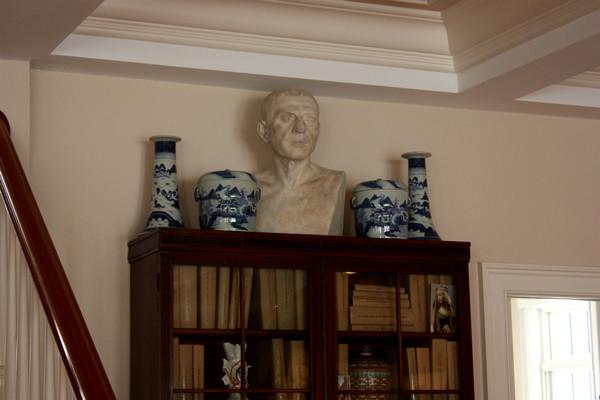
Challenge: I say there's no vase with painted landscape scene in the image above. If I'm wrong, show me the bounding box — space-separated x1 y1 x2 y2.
145 135 184 229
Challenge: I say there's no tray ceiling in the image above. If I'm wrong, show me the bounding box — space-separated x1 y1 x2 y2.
4 0 600 116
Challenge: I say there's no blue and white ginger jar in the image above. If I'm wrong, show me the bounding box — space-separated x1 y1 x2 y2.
195 170 260 231
350 179 409 239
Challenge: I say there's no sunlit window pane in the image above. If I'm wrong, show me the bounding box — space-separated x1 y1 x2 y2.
572 309 591 355
550 371 574 400
548 311 572 358
573 370 594 400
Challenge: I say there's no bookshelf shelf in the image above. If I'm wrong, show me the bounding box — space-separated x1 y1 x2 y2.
128 228 474 400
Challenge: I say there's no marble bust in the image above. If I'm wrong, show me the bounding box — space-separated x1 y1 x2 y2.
255 89 346 235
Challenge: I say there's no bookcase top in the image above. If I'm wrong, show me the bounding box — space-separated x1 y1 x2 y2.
128 228 470 265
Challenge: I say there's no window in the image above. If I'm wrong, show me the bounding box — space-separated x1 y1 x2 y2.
511 298 600 400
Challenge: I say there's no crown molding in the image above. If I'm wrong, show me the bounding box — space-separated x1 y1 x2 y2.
563 71 600 89
76 16 454 72
452 0 600 71
259 0 443 20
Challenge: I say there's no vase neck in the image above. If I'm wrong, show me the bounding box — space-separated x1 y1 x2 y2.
408 157 426 170
154 140 176 156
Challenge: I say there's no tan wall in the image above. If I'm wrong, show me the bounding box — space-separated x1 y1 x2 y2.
0 60 31 168
30 68 600 399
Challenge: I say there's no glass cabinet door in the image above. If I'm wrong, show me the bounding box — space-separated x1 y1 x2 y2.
333 271 462 400
171 264 311 400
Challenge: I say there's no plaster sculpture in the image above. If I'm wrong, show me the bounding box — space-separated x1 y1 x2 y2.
255 89 345 235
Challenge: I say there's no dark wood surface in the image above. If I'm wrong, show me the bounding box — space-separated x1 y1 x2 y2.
129 228 473 400
0 111 116 399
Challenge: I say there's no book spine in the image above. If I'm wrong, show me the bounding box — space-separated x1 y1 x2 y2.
336 273 349 330
243 267 254 327
447 341 460 390
173 265 181 328
431 339 448 390
228 268 240 329
199 266 217 329
415 347 431 390
294 269 307 330
180 265 198 328
216 267 231 329
259 269 277 329
405 347 417 390
192 344 204 400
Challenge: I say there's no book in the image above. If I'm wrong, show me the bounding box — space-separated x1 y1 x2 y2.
228 268 240 329
192 344 204 400
258 269 277 329
351 324 396 332
199 266 217 329
294 269 307 329
352 290 397 300
336 273 349 330
337 344 349 389
350 305 396 318
275 269 296 329
352 297 410 309
173 266 181 328
415 347 431 390
287 340 308 396
180 265 198 329
173 338 180 390
353 284 400 293
405 347 417 390
447 341 460 390
243 268 254 327
431 339 448 390
272 338 286 400
404 275 427 332
216 267 231 329
350 314 397 325
179 343 194 394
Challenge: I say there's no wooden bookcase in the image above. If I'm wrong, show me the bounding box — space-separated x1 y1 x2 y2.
128 228 473 400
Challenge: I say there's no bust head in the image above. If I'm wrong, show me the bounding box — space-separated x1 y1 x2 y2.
257 89 320 161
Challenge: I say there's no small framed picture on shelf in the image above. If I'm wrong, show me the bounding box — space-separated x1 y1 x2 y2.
430 283 457 333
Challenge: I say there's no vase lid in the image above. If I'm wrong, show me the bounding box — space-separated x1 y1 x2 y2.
197 170 257 186
352 179 407 194
401 151 431 159
150 135 181 143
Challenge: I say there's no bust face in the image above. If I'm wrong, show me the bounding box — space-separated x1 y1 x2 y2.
264 93 320 161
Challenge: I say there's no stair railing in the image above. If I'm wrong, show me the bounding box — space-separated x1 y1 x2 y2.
0 110 116 400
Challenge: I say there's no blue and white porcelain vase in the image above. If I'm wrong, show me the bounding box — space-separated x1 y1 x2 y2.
145 136 184 229
350 179 409 239
402 152 440 240
195 170 260 231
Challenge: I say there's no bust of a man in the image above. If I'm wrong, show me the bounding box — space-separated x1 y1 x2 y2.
255 89 346 235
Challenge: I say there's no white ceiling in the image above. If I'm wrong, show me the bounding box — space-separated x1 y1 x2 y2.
4 0 600 117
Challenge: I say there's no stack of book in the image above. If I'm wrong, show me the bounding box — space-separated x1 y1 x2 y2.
349 284 411 331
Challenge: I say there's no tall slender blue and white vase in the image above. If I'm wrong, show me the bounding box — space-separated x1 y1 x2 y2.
402 152 440 240
145 135 184 229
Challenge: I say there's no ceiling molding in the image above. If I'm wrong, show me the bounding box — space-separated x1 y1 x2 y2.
258 0 444 20
518 84 600 108
452 0 600 71
52 34 459 92
76 16 454 72
563 71 600 89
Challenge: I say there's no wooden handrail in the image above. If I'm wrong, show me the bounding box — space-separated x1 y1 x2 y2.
0 111 116 400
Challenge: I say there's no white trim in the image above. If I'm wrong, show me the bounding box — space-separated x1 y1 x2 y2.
453 0 600 71
564 71 600 89
75 17 454 72
458 7 600 91
52 34 459 93
259 0 444 20
518 84 600 108
481 263 600 400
